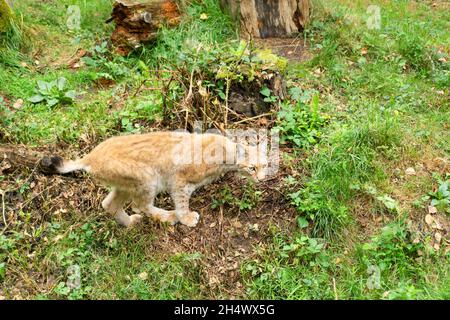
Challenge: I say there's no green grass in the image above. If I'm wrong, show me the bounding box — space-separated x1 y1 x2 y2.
243 219 449 300
245 0 449 298
0 216 204 299
0 0 449 300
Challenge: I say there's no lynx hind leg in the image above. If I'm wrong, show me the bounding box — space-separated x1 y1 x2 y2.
102 189 142 227
132 190 178 225
171 187 199 228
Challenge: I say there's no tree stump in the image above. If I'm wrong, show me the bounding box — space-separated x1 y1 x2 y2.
0 0 13 32
220 0 310 38
109 0 181 55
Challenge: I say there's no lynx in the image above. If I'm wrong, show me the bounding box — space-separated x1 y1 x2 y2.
40 132 266 228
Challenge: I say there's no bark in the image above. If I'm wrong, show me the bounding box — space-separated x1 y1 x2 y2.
109 0 181 55
220 0 310 38
0 145 42 174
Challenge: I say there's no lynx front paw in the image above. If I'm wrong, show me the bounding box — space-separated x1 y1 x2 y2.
179 211 200 228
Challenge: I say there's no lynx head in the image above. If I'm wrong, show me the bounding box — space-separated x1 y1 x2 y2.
236 144 267 181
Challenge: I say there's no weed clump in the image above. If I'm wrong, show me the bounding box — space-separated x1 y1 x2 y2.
289 110 402 239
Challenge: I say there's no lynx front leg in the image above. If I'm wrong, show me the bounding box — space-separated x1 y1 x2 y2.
102 189 142 227
171 186 199 228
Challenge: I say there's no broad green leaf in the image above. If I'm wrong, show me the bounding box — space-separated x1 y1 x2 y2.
438 181 448 196
376 195 399 212
64 90 77 100
28 95 45 103
289 87 302 101
47 98 59 107
37 80 50 94
260 86 271 97
57 77 67 91
297 217 309 229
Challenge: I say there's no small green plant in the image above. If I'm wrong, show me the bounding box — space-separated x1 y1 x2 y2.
289 181 349 239
353 184 400 214
211 186 234 209
0 233 17 282
0 96 12 127
280 235 325 266
359 219 425 278
212 182 262 211
83 41 131 81
260 86 277 103
426 174 450 214
28 77 77 107
387 284 423 300
115 110 142 134
274 94 328 148
242 231 332 299
114 97 163 133
50 223 98 299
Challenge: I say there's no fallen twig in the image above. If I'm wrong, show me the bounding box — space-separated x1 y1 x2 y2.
333 277 339 300
1 189 6 232
231 112 273 125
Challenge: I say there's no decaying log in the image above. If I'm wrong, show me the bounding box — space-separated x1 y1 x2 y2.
109 0 181 55
220 0 310 38
0 145 42 174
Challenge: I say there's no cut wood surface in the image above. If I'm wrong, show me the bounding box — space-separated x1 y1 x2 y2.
220 0 310 38
109 0 181 55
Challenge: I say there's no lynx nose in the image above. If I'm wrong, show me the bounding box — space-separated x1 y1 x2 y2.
256 169 266 181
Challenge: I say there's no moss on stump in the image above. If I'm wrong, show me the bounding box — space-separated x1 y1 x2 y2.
0 0 13 32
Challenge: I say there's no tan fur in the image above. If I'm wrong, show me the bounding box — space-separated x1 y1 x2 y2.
44 132 265 228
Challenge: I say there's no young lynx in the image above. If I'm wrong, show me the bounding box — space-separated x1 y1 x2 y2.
40 132 266 228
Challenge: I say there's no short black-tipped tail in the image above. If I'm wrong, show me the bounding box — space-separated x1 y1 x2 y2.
39 156 85 175
40 156 65 174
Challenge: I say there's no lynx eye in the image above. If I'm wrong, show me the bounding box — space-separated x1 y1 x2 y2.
248 166 257 173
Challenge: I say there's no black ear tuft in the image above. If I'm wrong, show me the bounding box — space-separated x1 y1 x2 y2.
39 155 63 174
